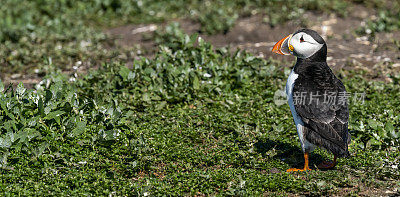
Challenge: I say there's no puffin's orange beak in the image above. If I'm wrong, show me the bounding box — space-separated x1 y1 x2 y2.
272 34 292 55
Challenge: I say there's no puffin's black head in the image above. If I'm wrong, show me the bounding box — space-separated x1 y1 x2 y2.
272 28 327 62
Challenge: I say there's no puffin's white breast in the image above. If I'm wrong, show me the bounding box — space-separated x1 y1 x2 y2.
286 69 315 152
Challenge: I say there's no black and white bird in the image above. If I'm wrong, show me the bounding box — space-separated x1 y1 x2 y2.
272 29 350 171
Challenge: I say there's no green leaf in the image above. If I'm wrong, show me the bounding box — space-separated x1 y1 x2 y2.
38 98 45 118
0 151 9 166
44 110 65 125
45 90 52 103
69 120 87 138
386 123 399 139
98 129 119 141
368 138 382 146
119 66 131 80
34 142 49 157
367 119 379 130
4 120 17 133
193 75 200 90
26 128 41 140
16 128 40 144
0 136 12 149
155 101 167 111
16 82 26 96
142 93 150 102
0 80 4 92
385 122 395 133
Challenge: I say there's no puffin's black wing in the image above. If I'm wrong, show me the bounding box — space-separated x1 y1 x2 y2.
293 61 350 157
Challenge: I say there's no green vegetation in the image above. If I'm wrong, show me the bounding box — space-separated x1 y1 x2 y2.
356 1 400 37
0 0 399 196
1 32 399 195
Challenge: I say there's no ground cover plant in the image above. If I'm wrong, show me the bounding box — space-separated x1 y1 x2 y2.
0 0 399 196
1 32 399 196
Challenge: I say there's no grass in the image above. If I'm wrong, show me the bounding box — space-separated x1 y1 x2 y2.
0 0 399 196
1 34 399 195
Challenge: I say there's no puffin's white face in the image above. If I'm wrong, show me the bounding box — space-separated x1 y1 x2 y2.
272 30 324 59
289 32 324 58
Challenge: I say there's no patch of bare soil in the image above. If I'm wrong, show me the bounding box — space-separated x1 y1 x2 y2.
106 5 400 82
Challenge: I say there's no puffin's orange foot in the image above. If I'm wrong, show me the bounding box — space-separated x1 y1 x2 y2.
317 160 336 169
287 152 312 172
286 167 311 172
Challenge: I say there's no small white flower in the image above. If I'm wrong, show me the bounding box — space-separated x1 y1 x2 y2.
203 73 212 78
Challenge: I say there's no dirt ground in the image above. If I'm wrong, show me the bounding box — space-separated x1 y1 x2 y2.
107 5 400 82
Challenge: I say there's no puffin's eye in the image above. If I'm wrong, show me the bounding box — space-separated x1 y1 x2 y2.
300 35 304 43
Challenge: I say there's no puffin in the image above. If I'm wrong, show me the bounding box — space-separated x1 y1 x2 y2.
272 29 350 171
